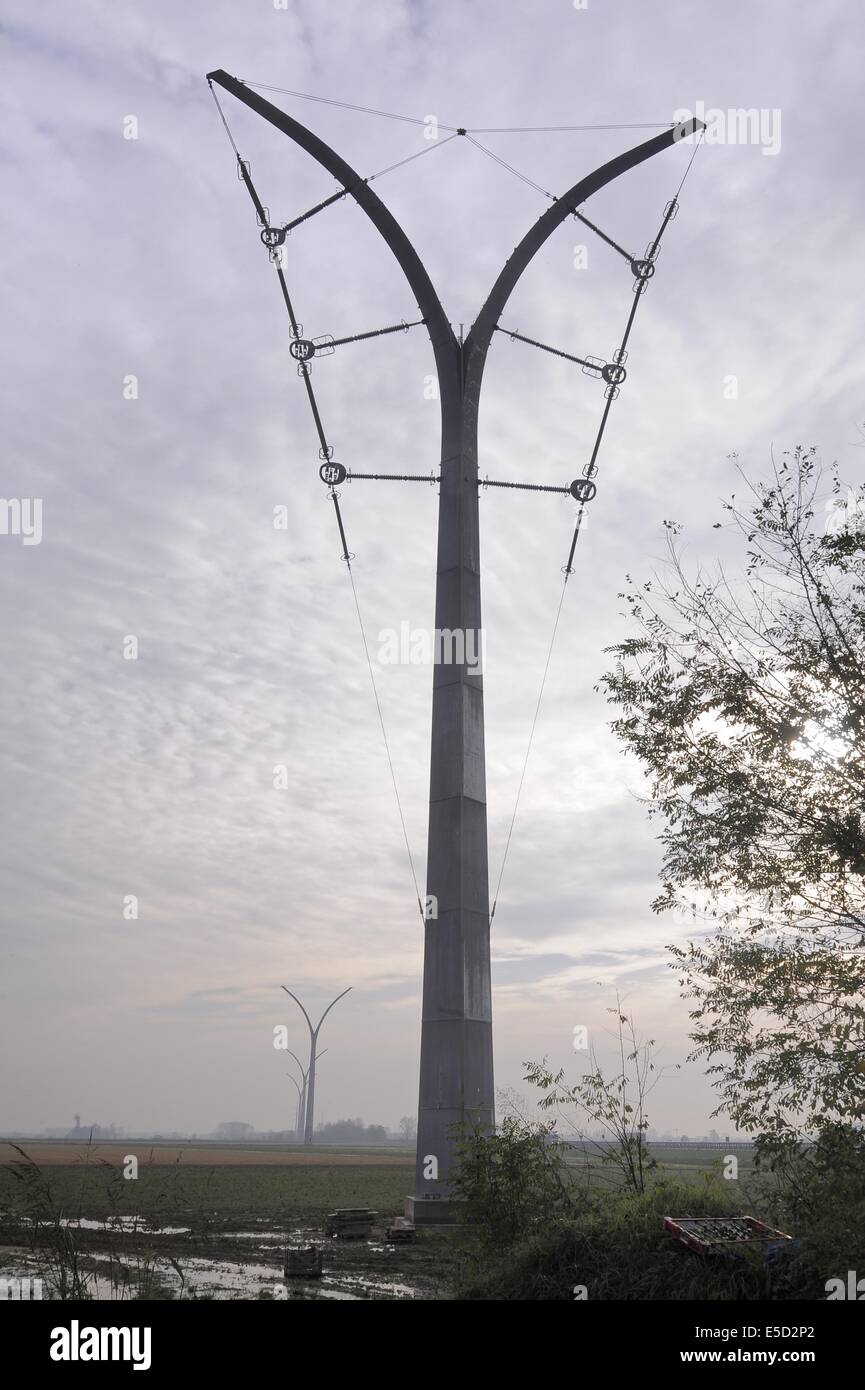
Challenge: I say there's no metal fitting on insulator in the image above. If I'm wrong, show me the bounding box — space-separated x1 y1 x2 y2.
319 462 347 486
601 362 627 386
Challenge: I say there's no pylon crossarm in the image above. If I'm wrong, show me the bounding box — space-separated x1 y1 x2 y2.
480 477 572 495
243 147 459 242
323 318 425 350
494 325 622 382
571 206 636 268
280 184 352 235
300 320 426 359
348 470 438 484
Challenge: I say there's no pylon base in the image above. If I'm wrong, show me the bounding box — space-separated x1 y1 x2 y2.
404 1194 464 1226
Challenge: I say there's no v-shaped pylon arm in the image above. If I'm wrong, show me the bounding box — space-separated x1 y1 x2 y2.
285 1048 307 1081
206 71 456 375
281 985 314 1036
464 118 703 397
314 986 352 1036
208 71 700 429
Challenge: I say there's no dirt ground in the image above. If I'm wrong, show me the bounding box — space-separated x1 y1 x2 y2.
4 1141 413 1167
0 1141 449 1300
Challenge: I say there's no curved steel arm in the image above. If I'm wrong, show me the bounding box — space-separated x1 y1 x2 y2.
314 986 352 1034
207 70 455 374
208 70 700 409
281 982 350 1039
285 1047 308 1082
281 986 313 1036
464 117 703 397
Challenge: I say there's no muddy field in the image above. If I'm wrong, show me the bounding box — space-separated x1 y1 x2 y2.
0 1140 452 1301
5 1140 413 1167
0 1139 752 1301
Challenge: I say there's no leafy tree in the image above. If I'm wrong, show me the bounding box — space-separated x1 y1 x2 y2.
451 1115 572 1248
525 998 669 1193
600 447 865 1150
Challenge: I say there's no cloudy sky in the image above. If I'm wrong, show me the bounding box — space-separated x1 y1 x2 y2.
1 0 862 1138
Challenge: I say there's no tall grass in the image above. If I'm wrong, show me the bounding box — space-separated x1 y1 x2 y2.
2 1143 193 1299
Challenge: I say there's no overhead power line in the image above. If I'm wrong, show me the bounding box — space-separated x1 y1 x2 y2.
240 79 677 135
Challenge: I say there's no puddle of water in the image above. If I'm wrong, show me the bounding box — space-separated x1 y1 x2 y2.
1 1220 423 1301
4 1213 190 1236
336 1271 417 1298
65 1217 191 1235
170 1255 283 1296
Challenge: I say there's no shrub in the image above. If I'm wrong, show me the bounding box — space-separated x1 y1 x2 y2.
456 1179 788 1301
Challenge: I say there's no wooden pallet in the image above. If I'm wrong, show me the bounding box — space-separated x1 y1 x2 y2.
324 1207 378 1239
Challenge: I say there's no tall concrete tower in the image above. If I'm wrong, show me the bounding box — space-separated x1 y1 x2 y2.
206 69 701 1223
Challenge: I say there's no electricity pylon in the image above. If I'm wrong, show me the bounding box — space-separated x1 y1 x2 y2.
286 1046 327 1139
281 986 351 1143
207 70 703 1221
286 1070 303 1138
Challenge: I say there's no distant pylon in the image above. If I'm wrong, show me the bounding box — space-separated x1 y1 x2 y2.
281 987 351 1143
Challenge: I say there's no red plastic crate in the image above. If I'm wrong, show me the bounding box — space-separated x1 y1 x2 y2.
664 1215 792 1255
